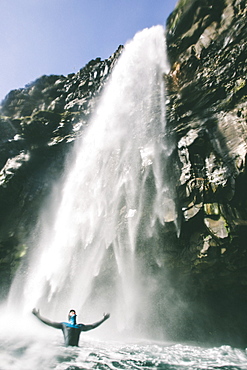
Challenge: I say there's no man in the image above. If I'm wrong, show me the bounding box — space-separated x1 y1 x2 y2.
32 308 110 346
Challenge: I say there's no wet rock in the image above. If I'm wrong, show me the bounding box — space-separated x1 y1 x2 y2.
165 0 247 345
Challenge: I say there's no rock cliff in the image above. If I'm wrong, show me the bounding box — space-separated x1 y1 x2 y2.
0 0 247 346
165 0 247 346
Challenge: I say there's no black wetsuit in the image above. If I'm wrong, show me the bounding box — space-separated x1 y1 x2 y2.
33 311 108 346
61 323 88 346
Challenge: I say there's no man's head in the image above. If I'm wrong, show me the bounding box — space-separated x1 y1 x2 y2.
68 309 77 325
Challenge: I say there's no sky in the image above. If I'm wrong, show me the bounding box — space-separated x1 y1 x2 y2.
0 0 178 102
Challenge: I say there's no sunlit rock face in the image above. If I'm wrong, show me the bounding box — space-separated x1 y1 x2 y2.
0 47 123 296
165 0 247 344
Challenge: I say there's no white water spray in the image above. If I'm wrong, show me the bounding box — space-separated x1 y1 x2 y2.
8 25 176 339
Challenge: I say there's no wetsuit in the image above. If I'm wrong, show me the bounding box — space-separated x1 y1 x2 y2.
32 309 109 346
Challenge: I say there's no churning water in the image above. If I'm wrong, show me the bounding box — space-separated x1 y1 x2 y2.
1 336 247 370
1 25 247 370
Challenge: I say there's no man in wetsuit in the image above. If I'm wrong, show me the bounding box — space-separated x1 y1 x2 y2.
32 308 110 346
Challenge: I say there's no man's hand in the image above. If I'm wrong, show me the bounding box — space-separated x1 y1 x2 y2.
103 313 110 320
32 308 40 317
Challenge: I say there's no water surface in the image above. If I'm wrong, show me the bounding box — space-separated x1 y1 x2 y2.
1 337 247 370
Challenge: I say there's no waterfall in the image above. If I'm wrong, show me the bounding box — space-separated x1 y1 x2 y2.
8 25 176 339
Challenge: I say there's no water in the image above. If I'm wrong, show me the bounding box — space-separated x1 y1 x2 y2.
1 336 247 370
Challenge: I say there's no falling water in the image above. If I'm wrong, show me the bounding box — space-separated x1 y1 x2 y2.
8 25 176 339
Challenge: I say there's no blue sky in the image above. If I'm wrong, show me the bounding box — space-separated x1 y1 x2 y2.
0 0 178 102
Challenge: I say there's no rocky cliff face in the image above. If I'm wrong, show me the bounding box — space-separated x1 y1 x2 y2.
0 0 247 346
165 0 247 345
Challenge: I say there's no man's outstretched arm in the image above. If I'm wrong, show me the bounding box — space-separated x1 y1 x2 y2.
80 313 110 332
32 308 62 329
